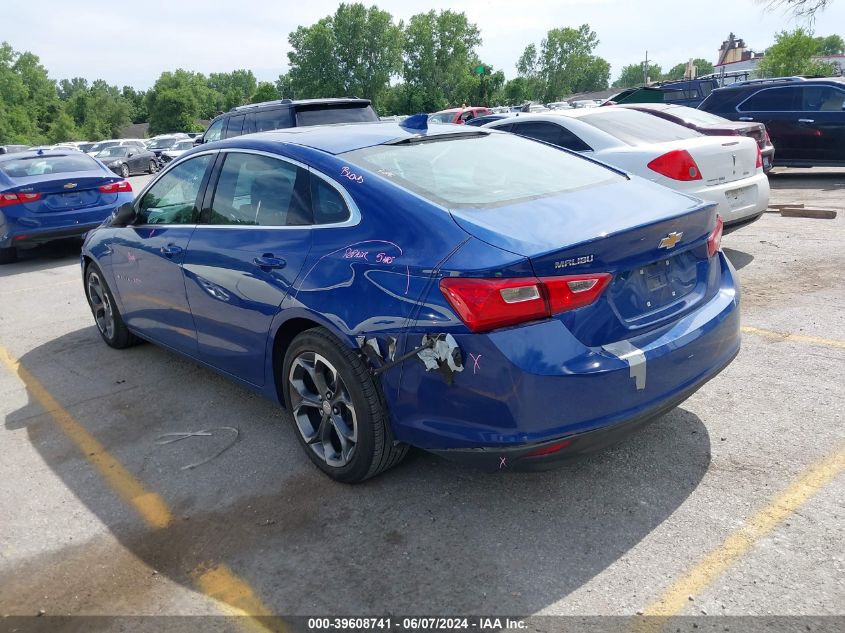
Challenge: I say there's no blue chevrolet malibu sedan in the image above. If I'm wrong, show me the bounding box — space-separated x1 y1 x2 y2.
81 120 740 482
1 150 133 264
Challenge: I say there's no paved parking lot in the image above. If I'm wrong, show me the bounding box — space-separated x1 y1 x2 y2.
0 170 842 627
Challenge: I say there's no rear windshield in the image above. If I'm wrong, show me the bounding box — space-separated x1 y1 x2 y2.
97 147 129 157
579 109 701 145
0 154 99 178
342 131 622 209
88 141 118 153
668 107 730 126
295 104 379 127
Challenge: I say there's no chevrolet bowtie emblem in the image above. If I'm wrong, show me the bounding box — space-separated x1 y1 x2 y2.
64 182 78 189
659 231 683 249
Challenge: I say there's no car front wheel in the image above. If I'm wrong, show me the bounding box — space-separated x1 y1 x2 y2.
120 163 130 178
148 160 157 174
283 327 407 483
85 263 137 349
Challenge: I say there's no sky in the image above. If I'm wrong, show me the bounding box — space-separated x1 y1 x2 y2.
4 0 843 89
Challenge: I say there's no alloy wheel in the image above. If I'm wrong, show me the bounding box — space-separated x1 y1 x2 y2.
288 352 358 468
87 271 115 340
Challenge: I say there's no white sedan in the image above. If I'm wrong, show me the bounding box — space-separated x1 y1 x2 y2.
483 108 769 229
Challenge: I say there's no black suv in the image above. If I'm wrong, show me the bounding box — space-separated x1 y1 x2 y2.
699 77 845 167
197 98 379 144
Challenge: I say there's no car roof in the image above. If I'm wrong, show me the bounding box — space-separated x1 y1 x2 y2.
206 121 492 155
0 149 95 162
717 76 845 91
228 97 371 113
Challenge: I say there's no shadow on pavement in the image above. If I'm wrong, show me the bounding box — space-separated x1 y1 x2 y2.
768 170 845 192
1 327 712 615
723 247 754 271
0 239 82 278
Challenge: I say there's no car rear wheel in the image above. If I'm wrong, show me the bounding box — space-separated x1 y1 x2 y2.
120 163 130 178
85 263 138 349
0 247 18 265
283 327 407 483
148 160 157 174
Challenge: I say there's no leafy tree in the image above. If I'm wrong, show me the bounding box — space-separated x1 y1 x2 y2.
122 86 147 122
148 87 199 134
58 77 89 100
276 73 294 99
47 111 78 143
252 82 280 103
612 62 662 88
663 58 715 80
759 27 835 77
208 69 257 110
288 3 402 109
502 77 532 105
814 34 845 54
537 26 610 100
402 10 482 112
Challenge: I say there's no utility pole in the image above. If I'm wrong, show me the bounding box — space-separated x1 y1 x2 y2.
643 50 649 85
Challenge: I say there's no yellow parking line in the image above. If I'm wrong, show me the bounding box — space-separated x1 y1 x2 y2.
0 344 172 530
643 446 845 617
742 325 845 349
0 343 285 630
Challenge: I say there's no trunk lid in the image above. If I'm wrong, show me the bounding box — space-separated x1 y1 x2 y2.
449 177 719 344
702 121 767 149
674 135 759 187
6 172 121 212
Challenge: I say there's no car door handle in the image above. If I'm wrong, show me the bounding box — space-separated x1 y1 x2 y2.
161 244 183 257
798 118 815 124
738 116 754 121
253 255 286 269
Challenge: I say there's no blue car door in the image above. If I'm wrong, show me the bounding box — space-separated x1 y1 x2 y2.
110 153 214 353
181 151 313 386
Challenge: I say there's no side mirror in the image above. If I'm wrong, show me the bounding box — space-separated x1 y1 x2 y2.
194 137 203 146
111 201 137 227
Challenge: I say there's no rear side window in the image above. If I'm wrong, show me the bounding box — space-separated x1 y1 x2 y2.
738 87 800 112
428 112 456 124
0 154 99 177
801 85 845 111
139 154 212 225
208 153 311 226
224 115 245 139
310 175 351 225
579 110 701 145
253 108 294 133
295 104 379 127
511 121 592 152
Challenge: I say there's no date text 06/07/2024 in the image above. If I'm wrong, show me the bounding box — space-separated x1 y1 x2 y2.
307 617 527 630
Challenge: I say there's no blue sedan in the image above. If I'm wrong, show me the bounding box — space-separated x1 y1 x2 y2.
81 120 740 482
0 150 134 264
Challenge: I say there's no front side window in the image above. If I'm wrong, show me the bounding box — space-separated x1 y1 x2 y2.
801 85 845 111
139 154 212 224
207 153 310 226
738 87 800 112
204 119 225 143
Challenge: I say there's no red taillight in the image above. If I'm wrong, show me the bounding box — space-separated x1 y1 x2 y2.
0 192 42 207
439 273 612 333
98 180 132 193
525 440 573 458
707 215 724 258
647 149 702 181
755 145 763 169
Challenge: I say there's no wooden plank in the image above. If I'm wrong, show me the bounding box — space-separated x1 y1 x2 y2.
769 203 804 209
780 208 838 219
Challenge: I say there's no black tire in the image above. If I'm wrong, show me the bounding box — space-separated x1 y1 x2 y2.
84 262 138 349
283 327 407 483
148 160 157 174
0 247 18 265
120 163 130 178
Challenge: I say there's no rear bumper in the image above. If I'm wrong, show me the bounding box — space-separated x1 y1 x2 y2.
690 171 770 226
392 252 741 452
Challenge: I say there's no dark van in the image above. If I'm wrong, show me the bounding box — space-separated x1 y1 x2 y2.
699 77 845 167
198 98 379 144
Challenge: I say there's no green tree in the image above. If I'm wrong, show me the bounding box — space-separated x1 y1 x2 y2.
502 77 532 105
402 9 482 112
47 110 78 143
612 62 662 88
534 25 610 101
122 86 147 122
287 3 402 108
251 82 280 103
759 27 835 77
814 34 845 55
148 87 198 134
208 69 257 110
58 77 89 100
275 73 294 99
663 58 715 80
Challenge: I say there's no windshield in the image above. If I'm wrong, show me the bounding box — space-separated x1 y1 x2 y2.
88 141 118 152
0 154 99 178
342 131 621 209
667 107 732 127
579 109 701 145
173 140 194 150
428 112 457 124
97 147 129 158
149 138 180 149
